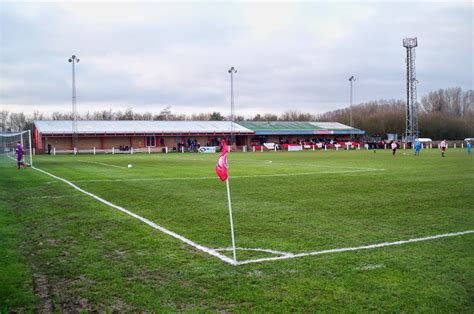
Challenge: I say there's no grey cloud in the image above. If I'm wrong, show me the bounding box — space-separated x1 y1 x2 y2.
1 1 472 117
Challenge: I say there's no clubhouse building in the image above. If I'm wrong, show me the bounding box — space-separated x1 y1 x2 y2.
33 120 364 153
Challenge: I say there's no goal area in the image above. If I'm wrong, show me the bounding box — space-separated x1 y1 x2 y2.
0 130 34 167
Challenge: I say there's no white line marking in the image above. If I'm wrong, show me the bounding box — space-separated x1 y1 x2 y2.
77 160 127 169
6 154 30 166
31 166 237 266
6 155 17 161
235 230 474 265
159 156 385 170
215 247 293 257
254 161 384 170
67 169 385 183
234 169 385 178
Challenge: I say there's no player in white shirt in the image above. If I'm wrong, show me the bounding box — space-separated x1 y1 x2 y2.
440 140 447 157
391 141 398 156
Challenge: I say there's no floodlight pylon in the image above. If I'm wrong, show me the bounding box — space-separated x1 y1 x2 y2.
68 55 79 150
228 67 237 145
403 38 419 143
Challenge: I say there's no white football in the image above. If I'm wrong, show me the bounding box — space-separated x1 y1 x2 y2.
128 164 132 168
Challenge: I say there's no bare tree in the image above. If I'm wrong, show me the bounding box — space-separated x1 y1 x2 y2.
141 112 153 120
280 110 315 121
190 112 211 120
251 114 264 121
421 87 473 117
92 110 114 120
115 108 135 120
461 89 473 116
8 112 27 132
0 110 9 131
209 112 224 121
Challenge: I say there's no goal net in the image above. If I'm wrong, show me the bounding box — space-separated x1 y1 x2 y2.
0 130 34 167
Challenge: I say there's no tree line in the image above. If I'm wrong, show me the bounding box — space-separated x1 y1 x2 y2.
316 87 473 139
1 87 472 140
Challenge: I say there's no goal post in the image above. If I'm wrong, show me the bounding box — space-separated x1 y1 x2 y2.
0 130 34 167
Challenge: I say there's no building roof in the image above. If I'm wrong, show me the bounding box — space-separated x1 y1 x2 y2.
34 120 254 135
34 120 365 136
237 121 365 135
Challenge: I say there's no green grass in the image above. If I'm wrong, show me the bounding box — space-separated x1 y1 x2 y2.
1 148 473 311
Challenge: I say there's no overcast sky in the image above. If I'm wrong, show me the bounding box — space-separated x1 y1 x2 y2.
0 0 472 117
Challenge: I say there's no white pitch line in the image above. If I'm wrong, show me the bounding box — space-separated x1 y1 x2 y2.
216 247 294 257
168 157 385 170
232 169 385 178
245 160 385 170
77 159 127 169
67 168 385 183
236 230 474 265
5 154 31 165
31 166 237 266
68 176 217 183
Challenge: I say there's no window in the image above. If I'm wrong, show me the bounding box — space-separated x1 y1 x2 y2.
146 136 156 147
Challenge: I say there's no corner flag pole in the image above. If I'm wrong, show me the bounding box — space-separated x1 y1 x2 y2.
216 139 237 262
226 178 237 262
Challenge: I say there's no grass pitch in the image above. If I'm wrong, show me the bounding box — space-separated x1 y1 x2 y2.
1 148 473 311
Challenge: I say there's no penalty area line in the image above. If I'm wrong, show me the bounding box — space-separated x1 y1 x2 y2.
31 166 237 266
236 230 474 265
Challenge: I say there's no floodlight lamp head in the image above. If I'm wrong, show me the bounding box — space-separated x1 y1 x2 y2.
349 76 355 81
76 58 80 62
68 59 72 62
228 67 236 74
403 37 418 48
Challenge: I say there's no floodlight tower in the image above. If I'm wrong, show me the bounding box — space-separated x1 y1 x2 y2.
228 67 237 145
403 37 418 144
68 55 80 150
349 76 356 129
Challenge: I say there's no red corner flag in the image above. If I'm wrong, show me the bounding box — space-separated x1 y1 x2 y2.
215 139 228 182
